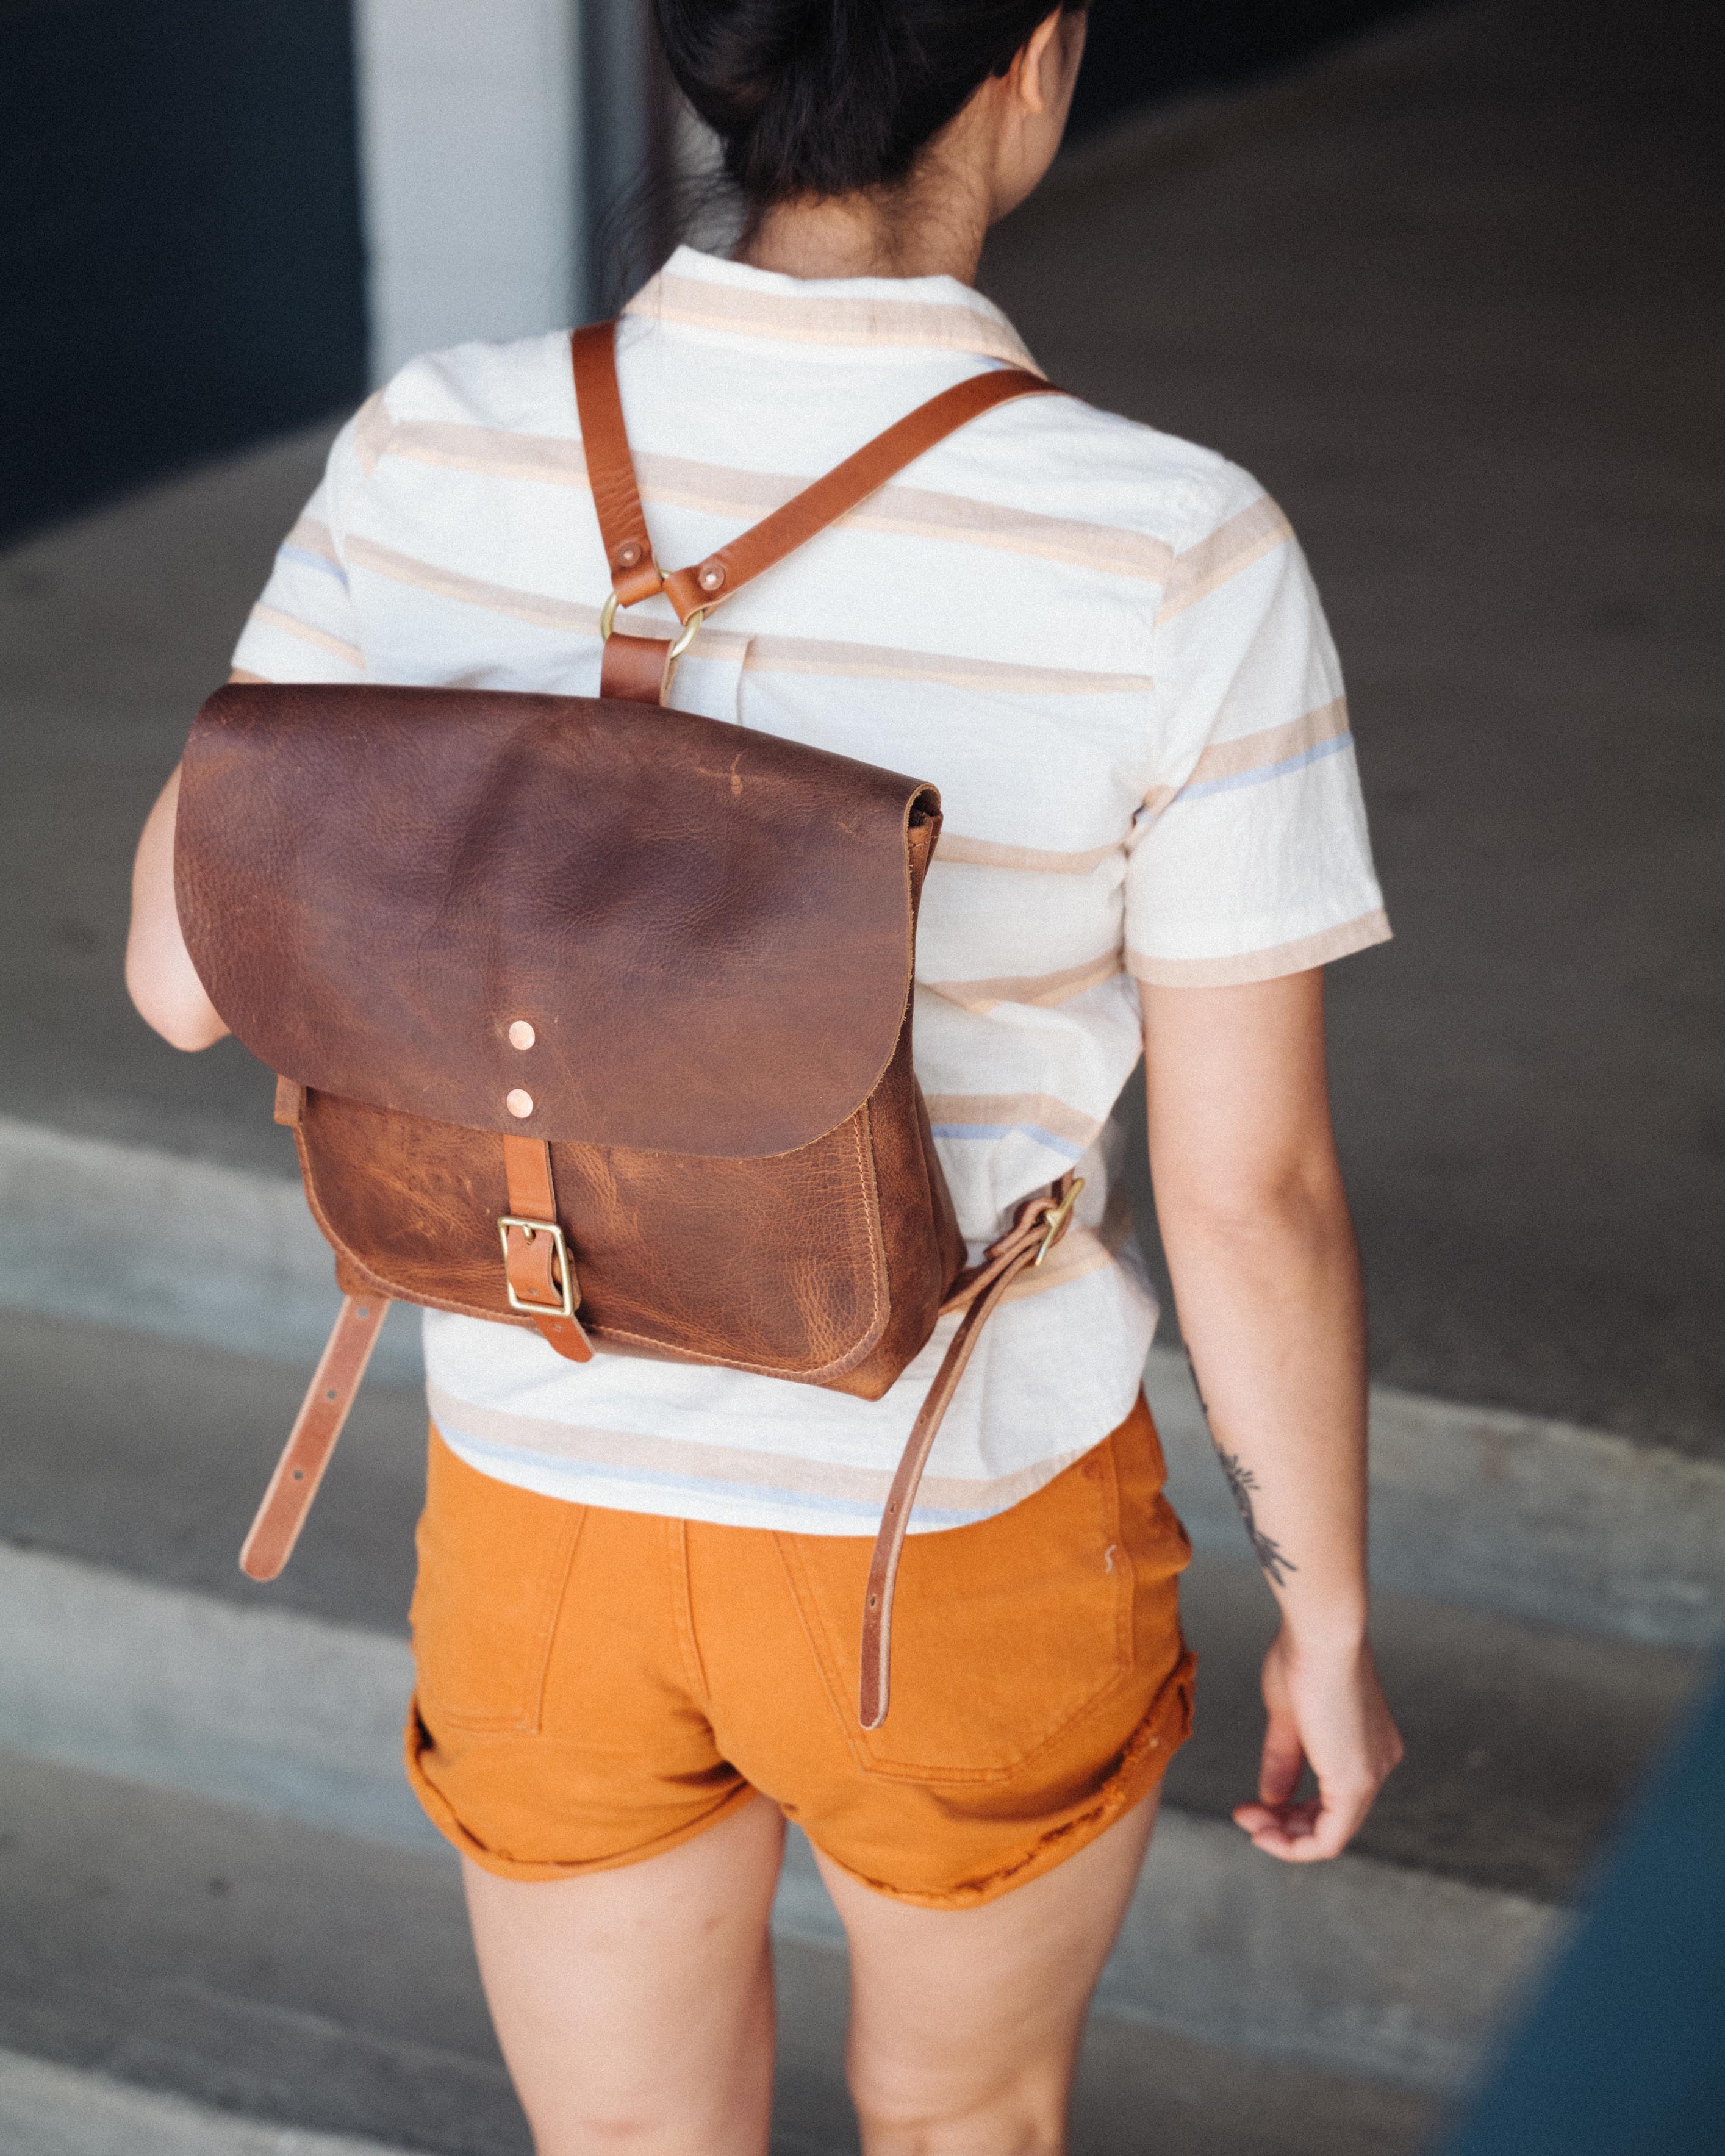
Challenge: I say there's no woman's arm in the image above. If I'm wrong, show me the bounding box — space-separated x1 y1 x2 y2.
125 763 229 1051
1142 967 1401 1862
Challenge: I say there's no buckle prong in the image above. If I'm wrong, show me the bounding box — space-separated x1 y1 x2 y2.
1031 1177 1085 1267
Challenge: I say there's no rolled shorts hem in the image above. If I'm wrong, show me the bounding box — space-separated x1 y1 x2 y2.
804 1646 1196 1911
404 1643 1194 1905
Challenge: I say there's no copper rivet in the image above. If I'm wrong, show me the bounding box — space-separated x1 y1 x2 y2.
698 563 725 591
617 542 642 568
506 1087 534 1119
507 1020 536 1051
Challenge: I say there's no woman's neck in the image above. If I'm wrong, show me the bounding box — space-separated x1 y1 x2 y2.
735 170 988 286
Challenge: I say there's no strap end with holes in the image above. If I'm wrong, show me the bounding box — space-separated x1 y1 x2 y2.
239 1292 390 1580
855 1174 1079 1725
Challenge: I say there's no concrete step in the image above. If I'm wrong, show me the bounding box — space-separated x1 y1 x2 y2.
1 1296 1707 1907
0 1749 1440 2155
8 1110 1725 1650
2 1148 1716 2103
2 1302 1709 2104
0 1522 1670 2094
0 2047 414 2156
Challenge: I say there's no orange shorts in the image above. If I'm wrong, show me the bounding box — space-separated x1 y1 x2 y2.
405 1395 1195 1909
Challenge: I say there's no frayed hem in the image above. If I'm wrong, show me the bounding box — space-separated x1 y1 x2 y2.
809 1646 1197 1911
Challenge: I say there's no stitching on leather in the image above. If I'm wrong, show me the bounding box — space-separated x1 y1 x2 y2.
295 1130 514 1323
585 1108 889 1382
298 1101 894 1378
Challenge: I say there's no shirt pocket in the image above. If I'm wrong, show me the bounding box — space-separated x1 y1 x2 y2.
409 1430 585 1735
776 1439 1137 1783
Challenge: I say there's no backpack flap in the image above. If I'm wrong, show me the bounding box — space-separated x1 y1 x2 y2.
175 681 940 1159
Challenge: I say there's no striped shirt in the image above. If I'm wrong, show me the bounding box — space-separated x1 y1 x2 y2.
232 244 1390 1536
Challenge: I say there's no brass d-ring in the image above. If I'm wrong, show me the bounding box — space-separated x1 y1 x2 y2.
599 591 620 642
667 607 708 663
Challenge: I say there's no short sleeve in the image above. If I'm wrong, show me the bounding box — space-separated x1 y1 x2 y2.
229 405 373 684
1124 467 1390 987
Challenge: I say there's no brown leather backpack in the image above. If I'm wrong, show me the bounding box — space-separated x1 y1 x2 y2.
174 324 1081 1726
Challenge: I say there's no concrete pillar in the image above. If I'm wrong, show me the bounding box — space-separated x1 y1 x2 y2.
353 0 584 381
353 0 705 379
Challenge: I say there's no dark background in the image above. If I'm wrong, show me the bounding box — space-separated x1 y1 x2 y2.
2 0 1424 547
1 0 365 545
1069 0 1427 134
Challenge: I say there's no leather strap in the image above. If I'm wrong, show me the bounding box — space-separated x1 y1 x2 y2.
858 1173 1079 1729
600 628 672 706
571 321 663 605
662 369 1061 623
239 1291 391 1580
572 321 1061 634
502 1134 595 1361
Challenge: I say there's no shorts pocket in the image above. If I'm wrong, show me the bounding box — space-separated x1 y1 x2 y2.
777 1438 1137 1783
409 1430 584 1735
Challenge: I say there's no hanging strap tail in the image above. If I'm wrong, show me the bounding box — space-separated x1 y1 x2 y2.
858 1173 1081 1728
572 320 1063 702
239 1290 391 1580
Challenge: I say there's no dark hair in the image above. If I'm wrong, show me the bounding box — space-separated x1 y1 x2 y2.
653 0 1086 207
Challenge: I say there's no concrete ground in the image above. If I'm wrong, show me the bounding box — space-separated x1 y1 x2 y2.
0 1305 1701 1907
2 0 1718 1459
0 1750 1439 2156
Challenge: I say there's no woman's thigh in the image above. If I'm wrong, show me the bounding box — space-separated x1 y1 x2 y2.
462 1792 786 2156
817 1788 1161 2155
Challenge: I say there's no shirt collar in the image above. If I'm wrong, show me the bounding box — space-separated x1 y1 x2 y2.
622 245 1044 376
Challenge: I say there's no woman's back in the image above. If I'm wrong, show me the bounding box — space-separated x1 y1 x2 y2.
234 243 1383 1530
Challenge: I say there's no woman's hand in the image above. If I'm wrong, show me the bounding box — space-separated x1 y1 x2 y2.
1232 1626 1404 1863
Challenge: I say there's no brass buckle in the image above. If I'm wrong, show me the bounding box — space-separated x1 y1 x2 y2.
498 1215 575 1319
1031 1177 1085 1267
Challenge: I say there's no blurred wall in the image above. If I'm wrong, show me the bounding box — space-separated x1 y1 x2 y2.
0 0 365 547
355 0 581 382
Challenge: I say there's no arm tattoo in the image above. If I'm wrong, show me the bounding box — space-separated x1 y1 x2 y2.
1217 1449 1299 1587
1185 1350 1300 1587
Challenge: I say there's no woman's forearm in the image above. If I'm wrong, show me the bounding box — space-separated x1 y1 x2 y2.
1158 1169 1370 1644
126 764 229 1050
1142 972 1400 1859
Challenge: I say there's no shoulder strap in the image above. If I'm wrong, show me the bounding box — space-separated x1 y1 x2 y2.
570 320 1061 632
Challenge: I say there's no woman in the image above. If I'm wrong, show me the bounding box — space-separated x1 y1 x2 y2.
127 2 1402 2149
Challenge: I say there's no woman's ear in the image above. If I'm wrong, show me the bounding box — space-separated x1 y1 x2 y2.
1014 7 1086 118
